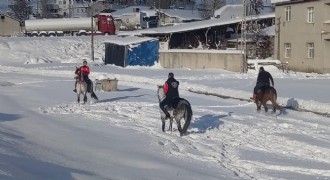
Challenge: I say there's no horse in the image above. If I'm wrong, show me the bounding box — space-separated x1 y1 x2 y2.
255 86 281 112
76 78 88 104
157 85 193 136
75 78 98 104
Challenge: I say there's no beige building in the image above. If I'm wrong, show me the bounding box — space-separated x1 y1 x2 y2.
0 14 22 37
275 0 330 73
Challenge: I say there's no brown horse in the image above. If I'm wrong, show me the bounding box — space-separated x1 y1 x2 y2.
255 86 281 112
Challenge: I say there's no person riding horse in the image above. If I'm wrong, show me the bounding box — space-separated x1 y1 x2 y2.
73 60 93 93
251 66 274 102
159 72 180 119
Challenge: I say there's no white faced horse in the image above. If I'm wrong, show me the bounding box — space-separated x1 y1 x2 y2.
76 78 88 104
157 85 192 136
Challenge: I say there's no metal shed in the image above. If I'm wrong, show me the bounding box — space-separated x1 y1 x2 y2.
104 36 159 67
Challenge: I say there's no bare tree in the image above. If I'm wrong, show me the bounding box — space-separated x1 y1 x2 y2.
9 0 30 20
248 0 263 15
199 0 224 19
39 0 49 18
145 0 171 8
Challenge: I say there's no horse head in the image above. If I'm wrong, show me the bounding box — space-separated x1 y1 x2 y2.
157 85 165 102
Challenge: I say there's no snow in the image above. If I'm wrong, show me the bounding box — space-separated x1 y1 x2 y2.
0 36 330 180
129 13 275 35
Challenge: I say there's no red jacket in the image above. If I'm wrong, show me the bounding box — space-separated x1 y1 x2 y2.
76 65 90 77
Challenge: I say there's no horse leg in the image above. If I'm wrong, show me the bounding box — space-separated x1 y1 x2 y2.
263 101 268 112
168 118 173 132
77 94 80 104
161 116 166 132
83 93 87 104
256 101 261 111
176 119 183 136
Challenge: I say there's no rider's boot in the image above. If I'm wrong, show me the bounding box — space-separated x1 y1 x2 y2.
165 111 171 118
73 81 77 92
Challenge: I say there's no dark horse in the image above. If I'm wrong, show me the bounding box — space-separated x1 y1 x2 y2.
255 86 281 112
157 85 193 136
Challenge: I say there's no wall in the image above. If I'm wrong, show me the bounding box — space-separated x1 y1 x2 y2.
275 0 330 73
159 49 243 72
0 15 21 37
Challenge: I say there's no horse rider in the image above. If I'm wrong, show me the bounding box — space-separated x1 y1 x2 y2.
73 60 92 93
251 66 274 101
160 72 180 118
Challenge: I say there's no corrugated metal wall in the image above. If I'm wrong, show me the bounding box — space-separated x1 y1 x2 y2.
105 40 159 67
126 40 159 66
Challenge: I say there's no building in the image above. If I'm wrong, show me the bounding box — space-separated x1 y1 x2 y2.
0 13 22 37
274 0 330 73
60 0 74 17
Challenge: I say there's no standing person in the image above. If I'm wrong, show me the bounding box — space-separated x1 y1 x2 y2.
160 72 180 118
251 66 274 101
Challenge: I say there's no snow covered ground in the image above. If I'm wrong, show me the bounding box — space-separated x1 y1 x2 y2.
0 36 329 180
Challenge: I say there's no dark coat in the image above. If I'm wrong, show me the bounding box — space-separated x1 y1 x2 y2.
165 77 179 99
257 70 274 86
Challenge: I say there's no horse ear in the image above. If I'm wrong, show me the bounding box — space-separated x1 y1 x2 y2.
157 85 163 88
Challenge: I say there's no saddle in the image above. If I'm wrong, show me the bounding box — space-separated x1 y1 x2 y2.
165 98 182 110
257 85 271 94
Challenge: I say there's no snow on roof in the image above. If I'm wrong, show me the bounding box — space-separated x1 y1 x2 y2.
161 9 203 21
140 10 158 16
270 0 291 4
214 4 243 21
261 25 275 36
112 6 153 17
138 13 275 35
103 35 158 46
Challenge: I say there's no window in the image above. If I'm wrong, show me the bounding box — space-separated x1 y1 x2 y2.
285 6 291 21
59 1 62 5
307 43 314 58
307 7 314 23
63 0 66 4
284 43 291 58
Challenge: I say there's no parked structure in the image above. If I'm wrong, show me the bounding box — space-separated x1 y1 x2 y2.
274 0 330 73
0 13 22 37
140 10 159 29
104 36 159 67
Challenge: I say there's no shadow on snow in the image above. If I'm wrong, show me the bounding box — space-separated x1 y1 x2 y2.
0 113 22 122
188 114 226 134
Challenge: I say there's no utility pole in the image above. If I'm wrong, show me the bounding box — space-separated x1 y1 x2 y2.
276 17 281 60
90 0 94 62
158 0 161 27
241 0 247 73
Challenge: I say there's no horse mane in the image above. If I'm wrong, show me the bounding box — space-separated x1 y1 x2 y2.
157 85 165 102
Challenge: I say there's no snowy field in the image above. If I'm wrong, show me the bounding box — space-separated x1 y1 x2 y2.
0 36 329 180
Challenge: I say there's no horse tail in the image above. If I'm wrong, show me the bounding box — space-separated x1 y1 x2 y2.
178 99 192 134
271 87 281 110
272 87 277 101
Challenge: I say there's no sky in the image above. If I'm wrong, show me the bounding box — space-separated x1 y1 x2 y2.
0 36 330 180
